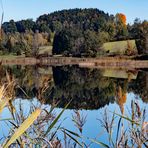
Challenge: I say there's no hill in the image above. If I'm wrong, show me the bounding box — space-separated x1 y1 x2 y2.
1 9 148 56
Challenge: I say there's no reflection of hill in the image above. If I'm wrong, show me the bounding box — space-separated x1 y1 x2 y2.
128 71 148 102
44 66 115 110
0 65 147 110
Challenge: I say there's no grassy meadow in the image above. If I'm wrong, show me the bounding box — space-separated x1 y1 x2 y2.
100 40 137 55
0 39 139 59
38 45 53 55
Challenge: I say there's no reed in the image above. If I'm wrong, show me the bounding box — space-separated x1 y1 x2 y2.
97 101 148 148
0 74 72 147
0 73 147 147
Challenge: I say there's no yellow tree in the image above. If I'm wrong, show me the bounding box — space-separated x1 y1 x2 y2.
116 13 127 26
115 13 128 39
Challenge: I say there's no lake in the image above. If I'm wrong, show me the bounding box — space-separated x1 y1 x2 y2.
0 65 148 147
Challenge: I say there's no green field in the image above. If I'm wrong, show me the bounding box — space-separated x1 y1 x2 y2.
0 45 53 59
39 45 53 55
102 69 138 79
100 40 137 55
0 40 138 59
0 54 25 60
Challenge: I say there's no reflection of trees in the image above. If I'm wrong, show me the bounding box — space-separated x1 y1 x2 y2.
128 71 148 103
0 66 54 102
15 66 54 103
115 85 127 114
45 66 115 110
0 65 147 110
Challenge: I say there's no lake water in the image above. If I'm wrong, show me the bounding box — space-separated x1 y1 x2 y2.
0 65 148 147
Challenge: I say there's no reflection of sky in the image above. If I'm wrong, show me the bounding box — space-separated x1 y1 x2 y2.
0 93 147 146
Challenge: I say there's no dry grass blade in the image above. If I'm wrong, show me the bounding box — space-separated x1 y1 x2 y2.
0 71 16 114
0 99 8 114
0 85 5 99
3 108 41 148
0 85 8 114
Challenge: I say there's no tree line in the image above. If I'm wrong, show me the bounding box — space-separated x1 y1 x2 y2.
1 8 148 56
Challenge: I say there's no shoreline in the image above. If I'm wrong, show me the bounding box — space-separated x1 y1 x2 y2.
0 56 148 69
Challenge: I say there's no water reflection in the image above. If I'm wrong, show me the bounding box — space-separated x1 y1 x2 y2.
0 65 147 110
0 65 148 147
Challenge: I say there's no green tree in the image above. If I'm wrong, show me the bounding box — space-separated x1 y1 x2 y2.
39 23 51 33
2 20 17 33
130 19 148 54
16 19 35 32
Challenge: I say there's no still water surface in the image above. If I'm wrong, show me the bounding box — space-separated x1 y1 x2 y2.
0 65 148 147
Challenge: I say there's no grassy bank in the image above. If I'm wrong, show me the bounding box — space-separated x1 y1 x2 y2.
100 40 137 55
0 54 25 59
38 45 53 55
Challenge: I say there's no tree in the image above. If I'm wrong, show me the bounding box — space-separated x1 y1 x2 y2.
13 41 26 55
138 21 148 54
116 13 126 25
51 21 62 32
16 19 35 32
83 30 109 56
130 19 148 54
2 20 17 33
39 23 51 33
53 28 110 57
5 35 16 52
115 13 128 40
104 22 116 40
53 29 72 55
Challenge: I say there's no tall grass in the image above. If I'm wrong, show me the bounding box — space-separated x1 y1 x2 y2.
97 101 148 148
0 72 70 147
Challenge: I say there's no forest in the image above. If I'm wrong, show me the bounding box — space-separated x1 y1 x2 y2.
1 8 148 57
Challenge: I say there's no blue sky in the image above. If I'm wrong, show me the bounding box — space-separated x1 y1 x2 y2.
1 0 148 23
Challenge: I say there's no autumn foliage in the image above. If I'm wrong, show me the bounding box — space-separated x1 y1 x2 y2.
116 13 127 25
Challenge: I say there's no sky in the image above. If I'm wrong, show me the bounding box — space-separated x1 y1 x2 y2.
1 0 148 23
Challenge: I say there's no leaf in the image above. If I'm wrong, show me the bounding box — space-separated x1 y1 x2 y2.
63 130 83 147
61 128 81 138
50 123 62 141
44 101 71 136
17 85 30 99
3 108 41 148
89 138 110 148
110 111 140 125
116 117 122 144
